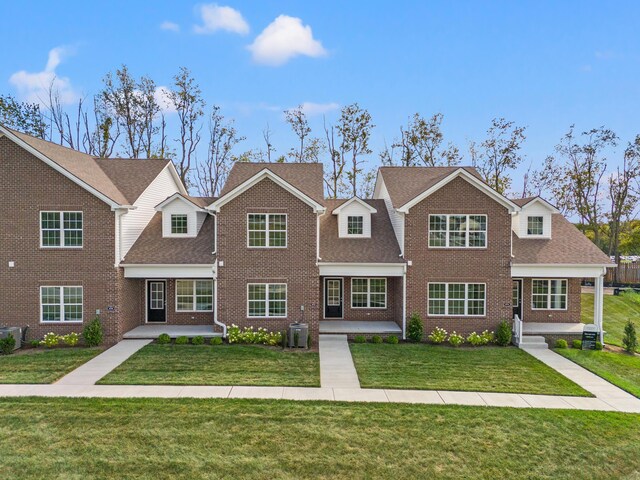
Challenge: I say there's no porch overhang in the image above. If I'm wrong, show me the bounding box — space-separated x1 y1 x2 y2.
511 264 610 278
121 264 215 278
318 262 406 277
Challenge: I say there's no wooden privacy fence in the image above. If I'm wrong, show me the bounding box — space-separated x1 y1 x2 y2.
605 263 640 285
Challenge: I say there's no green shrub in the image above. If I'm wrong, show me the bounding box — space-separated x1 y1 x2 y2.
353 335 366 344
572 339 582 349
40 332 61 348
175 336 189 345
307 333 312 349
371 335 383 344
622 320 637 353
156 333 171 345
62 332 80 347
448 331 464 347
480 330 494 345
555 339 568 349
407 313 423 342
428 327 447 344
210 336 223 345
0 336 16 355
595 341 603 350
495 320 512 346
467 332 483 346
227 324 282 346
281 330 288 349
385 335 399 344
82 317 103 347
30 339 40 348
191 336 205 345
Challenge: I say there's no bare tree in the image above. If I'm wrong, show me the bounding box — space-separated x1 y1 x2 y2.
284 106 311 162
470 118 526 194
262 124 275 162
0 94 48 139
196 106 244 196
83 96 120 157
323 117 346 198
337 103 374 197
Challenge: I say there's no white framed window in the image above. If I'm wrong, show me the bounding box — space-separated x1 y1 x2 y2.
428 283 486 316
247 214 287 248
175 280 213 312
40 286 83 322
532 279 567 310
247 283 287 317
171 214 188 234
40 211 83 248
351 278 387 309
428 214 487 248
347 216 364 235
527 216 544 235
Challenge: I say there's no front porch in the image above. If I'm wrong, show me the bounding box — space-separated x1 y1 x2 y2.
123 325 222 339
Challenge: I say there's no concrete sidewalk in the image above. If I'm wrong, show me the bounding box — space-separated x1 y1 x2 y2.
55 339 151 385
319 335 360 388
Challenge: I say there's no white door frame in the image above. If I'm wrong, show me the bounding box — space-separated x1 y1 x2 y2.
145 279 167 323
323 277 344 319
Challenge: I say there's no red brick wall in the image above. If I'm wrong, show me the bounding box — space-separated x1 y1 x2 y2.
520 277 581 323
116 274 143 337
404 176 513 337
0 137 121 344
216 178 320 338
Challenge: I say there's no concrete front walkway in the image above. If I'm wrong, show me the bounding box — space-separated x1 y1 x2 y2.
56 339 151 385
319 335 360 388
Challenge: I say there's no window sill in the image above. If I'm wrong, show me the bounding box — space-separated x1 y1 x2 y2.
39 321 84 324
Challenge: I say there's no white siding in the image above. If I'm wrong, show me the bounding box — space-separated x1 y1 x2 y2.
512 202 552 239
337 201 372 238
374 174 404 255
161 199 199 238
119 166 181 260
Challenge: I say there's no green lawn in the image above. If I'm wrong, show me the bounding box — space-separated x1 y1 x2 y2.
350 344 591 396
582 292 640 351
556 348 640 398
0 348 101 384
1 398 639 479
99 344 320 386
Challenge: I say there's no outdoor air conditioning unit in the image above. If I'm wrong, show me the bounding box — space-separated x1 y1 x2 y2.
0 327 22 350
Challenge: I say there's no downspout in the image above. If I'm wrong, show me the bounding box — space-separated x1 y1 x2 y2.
211 213 226 337
316 211 321 262
402 263 407 340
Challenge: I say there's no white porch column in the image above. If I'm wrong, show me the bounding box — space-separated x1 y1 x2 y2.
594 274 604 344
402 265 407 340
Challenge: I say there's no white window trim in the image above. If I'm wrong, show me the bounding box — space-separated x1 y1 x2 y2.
351 278 387 309
527 216 544 236
175 279 214 312
246 283 288 318
39 286 83 323
170 214 189 235
531 278 568 311
39 211 83 249
246 213 288 249
346 215 365 237
427 282 487 317
428 214 487 249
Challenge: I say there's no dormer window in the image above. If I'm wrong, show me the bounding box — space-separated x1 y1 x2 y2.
347 216 364 235
527 216 544 236
171 214 188 234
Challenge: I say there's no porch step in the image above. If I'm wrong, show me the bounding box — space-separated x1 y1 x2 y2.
319 320 402 335
519 335 548 349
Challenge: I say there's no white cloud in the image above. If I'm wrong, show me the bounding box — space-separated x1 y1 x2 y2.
9 46 79 105
298 102 340 116
194 4 249 35
248 15 327 66
160 21 180 32
153 86 176 114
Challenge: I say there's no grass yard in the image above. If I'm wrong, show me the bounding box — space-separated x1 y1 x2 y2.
582 292 640 351
1 397 639 479
98 344 320 387
556 348 640 398
0 348 101 384
350 343 591 396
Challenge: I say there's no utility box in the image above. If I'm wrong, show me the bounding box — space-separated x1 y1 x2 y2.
0 327 22 350
288 323 308 348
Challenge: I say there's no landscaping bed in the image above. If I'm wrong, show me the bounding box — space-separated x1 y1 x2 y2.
555 347 640 398
1 397 639 479
98 344 320 387
350 343 591 396
0 348 102 384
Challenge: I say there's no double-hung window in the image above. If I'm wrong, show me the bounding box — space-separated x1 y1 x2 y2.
40 286 83 322
40 211 83 247
176 280 213 311
347 216 364 235
428 283 486 316
351 278 387 308
247 283 287 317
247 214 287 247
428 214 487 248
527 216 544 235
532 279 567 310
171 214 188 234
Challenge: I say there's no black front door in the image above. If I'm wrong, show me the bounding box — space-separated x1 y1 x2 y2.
147 281 166 323
512 279 522 319
324 278 343 318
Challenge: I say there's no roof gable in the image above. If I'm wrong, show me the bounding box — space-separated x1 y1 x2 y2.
155 192 206 211
331 196 377 214
511 196 560 213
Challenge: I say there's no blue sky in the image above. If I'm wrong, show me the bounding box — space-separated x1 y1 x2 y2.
2 1 639 193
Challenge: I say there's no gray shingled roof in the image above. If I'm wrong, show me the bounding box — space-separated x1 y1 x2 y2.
512 214 613 265
319 199 403 263
122 212 215 264
95 158 170 204
378 166 484 209
220 162 325 205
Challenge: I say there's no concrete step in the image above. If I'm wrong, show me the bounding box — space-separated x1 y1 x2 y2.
519 335 548 349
